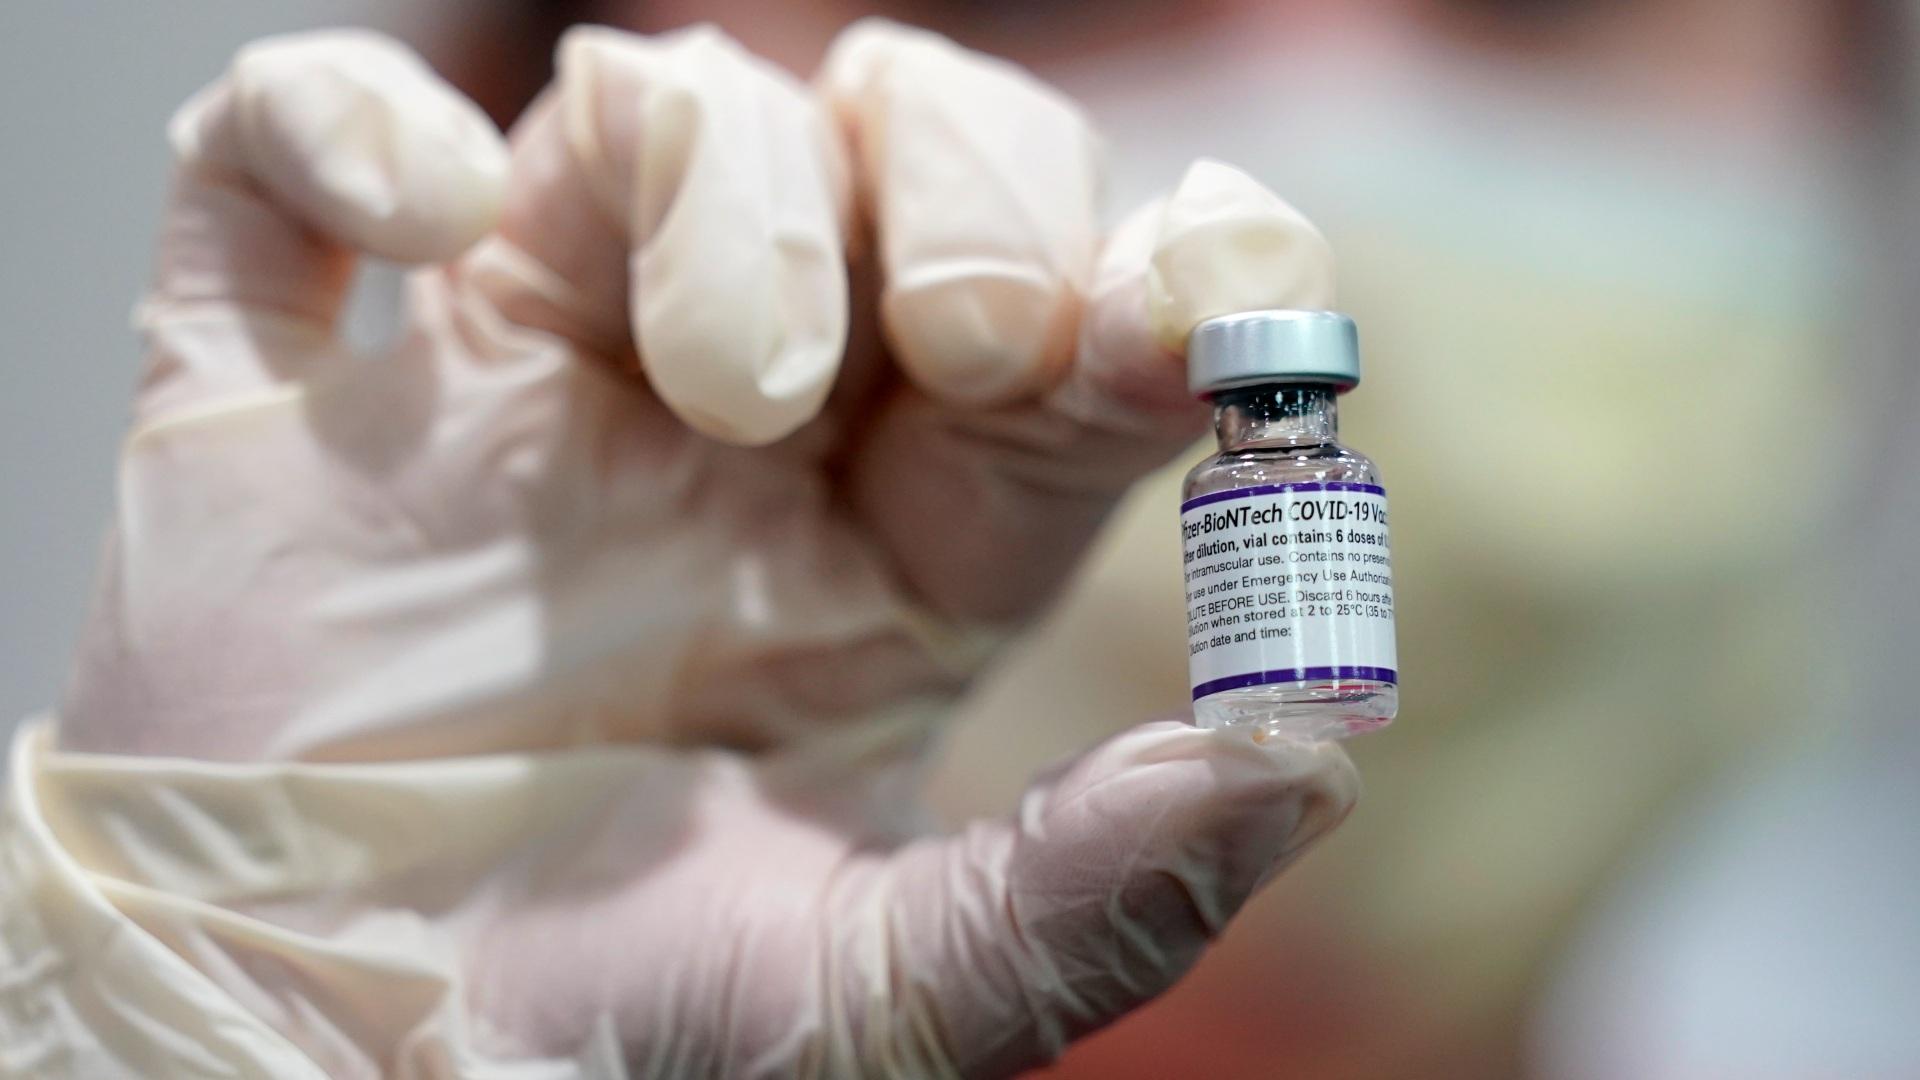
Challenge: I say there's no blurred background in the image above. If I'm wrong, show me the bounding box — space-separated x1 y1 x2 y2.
3 1 1914 1077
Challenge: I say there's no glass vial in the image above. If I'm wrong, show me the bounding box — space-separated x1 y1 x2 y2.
1180 311 1398 742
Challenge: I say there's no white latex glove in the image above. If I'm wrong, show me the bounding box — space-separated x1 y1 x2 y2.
38 22 1354 1078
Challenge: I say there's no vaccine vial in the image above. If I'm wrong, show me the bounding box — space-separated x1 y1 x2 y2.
1181 310 1397 742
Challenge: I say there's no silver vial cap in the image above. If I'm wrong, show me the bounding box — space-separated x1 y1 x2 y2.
1186 310 1361 397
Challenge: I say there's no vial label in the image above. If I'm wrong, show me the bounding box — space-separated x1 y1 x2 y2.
1181 482 1397 700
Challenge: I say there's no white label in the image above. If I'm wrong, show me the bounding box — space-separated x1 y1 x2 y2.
1182 483 1397 701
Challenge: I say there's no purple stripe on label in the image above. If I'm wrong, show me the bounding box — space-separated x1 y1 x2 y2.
1192 666 1398 701
1181 482 1386 513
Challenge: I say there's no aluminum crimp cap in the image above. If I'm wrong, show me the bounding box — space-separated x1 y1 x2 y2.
1187 309 1361 397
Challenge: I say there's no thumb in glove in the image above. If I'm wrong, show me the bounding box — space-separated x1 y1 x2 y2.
821 721 1358 1077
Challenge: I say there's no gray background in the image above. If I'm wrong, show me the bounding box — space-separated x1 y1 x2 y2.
0 3 396 739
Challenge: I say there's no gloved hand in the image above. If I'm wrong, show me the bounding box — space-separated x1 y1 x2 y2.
46 22 1356 1078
